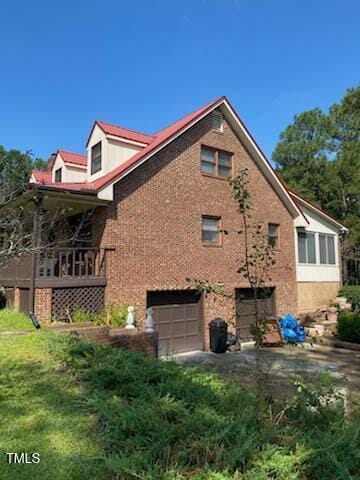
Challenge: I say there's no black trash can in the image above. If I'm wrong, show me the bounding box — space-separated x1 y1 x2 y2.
209 318 228 353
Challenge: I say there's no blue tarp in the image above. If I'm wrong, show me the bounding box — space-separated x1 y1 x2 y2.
280 313 305 343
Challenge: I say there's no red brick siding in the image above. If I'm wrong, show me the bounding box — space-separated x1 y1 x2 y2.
34 288 52 322
92 114 297 348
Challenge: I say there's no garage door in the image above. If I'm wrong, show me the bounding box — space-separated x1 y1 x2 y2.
236 288 275 340
148 290 202 355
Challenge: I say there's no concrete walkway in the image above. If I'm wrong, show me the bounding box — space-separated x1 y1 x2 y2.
174 344 360 398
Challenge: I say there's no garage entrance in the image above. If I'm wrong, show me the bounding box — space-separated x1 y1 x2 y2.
236 288 276 340
147 290 203 355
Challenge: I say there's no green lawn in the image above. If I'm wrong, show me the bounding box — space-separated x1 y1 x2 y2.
0 330 106 479
0 309 359 480
0 308 35 332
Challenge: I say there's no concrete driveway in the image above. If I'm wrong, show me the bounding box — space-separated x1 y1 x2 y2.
174 343 360 399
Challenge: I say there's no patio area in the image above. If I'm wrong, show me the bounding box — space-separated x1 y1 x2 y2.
174 343 360 399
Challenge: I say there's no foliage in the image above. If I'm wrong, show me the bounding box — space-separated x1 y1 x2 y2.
1 310 360 480
337 310 360 343
0 307 34 331
0 330 106 480
0 145 46 202
70 304 129 327
104 303 129 327
49 334 360 480
273 86 360 248
228 169 276 345
339 285 360 312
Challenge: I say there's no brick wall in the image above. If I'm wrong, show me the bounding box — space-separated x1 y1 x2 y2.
92 112 298 348
34 288 52 322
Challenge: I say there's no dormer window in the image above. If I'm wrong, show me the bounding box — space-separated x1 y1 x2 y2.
54 168 62 182
91 142 102 174
211 110 223 132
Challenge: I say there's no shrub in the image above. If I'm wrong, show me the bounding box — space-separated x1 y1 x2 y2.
337 310 360 343
339 285 360 312
105 304 128 327
70 304 129 327
48 335 360 480
72 307 91 323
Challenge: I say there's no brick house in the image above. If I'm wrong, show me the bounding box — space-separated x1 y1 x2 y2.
1 97 347 353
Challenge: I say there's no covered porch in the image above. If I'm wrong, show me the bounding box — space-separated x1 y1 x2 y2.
0 185 111 320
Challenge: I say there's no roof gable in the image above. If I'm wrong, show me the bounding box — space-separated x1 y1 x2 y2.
93 97 225 191
92 97 307 225
58 150 87 168
289 191 348 231
86 120 155 147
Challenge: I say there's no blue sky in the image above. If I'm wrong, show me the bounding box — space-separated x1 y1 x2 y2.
0 0 359 162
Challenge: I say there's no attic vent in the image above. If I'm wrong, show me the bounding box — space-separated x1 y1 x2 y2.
211 110 223 132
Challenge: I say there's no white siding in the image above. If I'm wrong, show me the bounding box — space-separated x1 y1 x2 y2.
87 125 143 181
295 205 341 282
52 154 87 183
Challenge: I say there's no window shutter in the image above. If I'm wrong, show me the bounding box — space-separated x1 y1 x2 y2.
211 111 223 132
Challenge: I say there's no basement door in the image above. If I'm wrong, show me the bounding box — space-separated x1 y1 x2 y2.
147 290 203 355
235 288 276 340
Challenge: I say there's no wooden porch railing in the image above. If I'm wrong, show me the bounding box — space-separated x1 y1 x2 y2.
0 248 108 283
37 248 107 278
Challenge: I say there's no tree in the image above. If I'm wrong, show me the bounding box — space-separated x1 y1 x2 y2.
0 145 47 202
273 86 360 248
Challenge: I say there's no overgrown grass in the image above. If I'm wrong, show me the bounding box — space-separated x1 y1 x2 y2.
0 332 107 480
1 309 359 479
52 336 360 480
0 308 34 331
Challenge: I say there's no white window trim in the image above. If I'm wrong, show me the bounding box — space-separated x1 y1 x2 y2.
297 230 317 265
296 230 338 267
319 233 336 266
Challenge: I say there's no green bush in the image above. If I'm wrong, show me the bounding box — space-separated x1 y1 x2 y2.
105 303 128 327
339 285 360 312
49 335 360 480
70 304 129 327
337 310 360 343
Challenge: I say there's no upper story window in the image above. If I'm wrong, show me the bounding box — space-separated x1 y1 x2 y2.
91 142 102 174
319 234 336 264
200 147 232 178
202 216 221 245
297 231 316 264
54 168 62 182
211 110 224 132
268 224 279 248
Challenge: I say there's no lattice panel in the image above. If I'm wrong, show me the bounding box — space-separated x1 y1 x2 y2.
52 286 105 321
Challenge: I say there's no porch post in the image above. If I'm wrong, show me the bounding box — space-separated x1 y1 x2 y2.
29 194 44 314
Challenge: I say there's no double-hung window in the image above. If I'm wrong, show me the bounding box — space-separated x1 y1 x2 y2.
54 168 62 182
268 224 279 248
91 142 102 174
200 147 232 178
319 234 336 264
202 216 220 244
297 231 316 264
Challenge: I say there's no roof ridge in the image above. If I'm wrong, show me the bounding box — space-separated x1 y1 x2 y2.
58 150 86 157
154 97 224 135
96 120 155 139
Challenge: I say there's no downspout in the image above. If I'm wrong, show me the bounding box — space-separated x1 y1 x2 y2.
29 194 44 315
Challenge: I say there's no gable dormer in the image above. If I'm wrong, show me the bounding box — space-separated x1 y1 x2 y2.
86 121 154 182
50 150 87 183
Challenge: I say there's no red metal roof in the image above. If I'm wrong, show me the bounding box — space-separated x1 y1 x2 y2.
59 150 87 167
92 97 224 190
32 170 52 183
95 121 155 145
33 95 343 231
